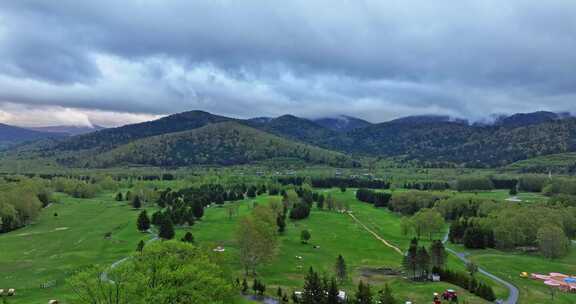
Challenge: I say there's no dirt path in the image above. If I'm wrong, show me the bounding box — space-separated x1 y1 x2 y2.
347 212 403 255
100 232 159 283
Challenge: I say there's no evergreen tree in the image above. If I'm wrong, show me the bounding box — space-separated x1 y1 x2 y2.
132 195 142 209
354 281 372 304
415 246 431 280
429 240 447 270
136 210 151 232
302 267 324 304
326 277 340 304
281 294 289 304
125 191 133 201
136 240 145 252
277 287 283 299
301 229 311 244
115 192 123 201
192 202 204 219
378 284 396 304
241 278 249 294
277 213 286 233
335 254 347 283
509 186 518 195
402 238 419 280
159 217 175 240
181 231 194 243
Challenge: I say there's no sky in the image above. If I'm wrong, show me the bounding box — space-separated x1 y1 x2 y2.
0 0 575 127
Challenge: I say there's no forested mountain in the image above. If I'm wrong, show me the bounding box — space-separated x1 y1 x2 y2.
28 125 106 136
313 115 372 132
3 110 576 168
0 123 66 149
55 110 232 151
73 122 357 168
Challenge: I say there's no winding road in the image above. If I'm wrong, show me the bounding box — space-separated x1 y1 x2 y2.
100 232 159 283
442 232 519 304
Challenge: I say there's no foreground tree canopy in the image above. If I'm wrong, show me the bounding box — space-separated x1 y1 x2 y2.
68 241 235 304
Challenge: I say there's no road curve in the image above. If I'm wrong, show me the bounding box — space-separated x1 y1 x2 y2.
443 232 519 304
100 233 159 283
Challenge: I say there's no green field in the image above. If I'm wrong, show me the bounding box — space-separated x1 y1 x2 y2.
0 185 570 304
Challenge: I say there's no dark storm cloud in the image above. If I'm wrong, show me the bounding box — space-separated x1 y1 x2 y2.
0 0 575 125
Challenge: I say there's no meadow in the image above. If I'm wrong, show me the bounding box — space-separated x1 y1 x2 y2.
0 181 570 304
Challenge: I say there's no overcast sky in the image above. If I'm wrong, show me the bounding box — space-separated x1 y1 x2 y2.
0 0 575 127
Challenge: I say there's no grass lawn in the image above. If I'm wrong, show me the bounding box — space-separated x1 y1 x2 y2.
189 189 492 303
0 186 558 304
450 244 576 304
0 191 250 304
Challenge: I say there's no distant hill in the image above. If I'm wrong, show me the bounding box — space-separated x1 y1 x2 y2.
72 122 357 168
388 115 468 125
4 110 576 168
313 115 372 132
28 125 106 136
56 110 232 152
0 123 66 149
494 111 569 128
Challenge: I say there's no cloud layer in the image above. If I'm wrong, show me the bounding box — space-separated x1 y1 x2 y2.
0 0 575 125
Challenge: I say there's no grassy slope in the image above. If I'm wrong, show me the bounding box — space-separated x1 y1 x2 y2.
190 190 492 303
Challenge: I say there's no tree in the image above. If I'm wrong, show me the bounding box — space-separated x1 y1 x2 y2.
466 261 478 279
326 194 336 211
378 284 396 304
132 195 142 209
276 213 286 233
158 217 175 240
237 205 278 274
509 186 518 196
302 267 324 304
136 240 145 252
429 240 447 270
115 192 123 201
410 208 445 240
301 229 311 244
326 277 339 304
241 278 249 294
334 254 347 283
181 232 194 243
137 210 151 232
537 224 570 258
69 242 235 304
354 281 372 304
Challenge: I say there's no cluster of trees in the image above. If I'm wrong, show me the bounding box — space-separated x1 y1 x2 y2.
435 268 496 301
0 179 51 233
68 241 236 303
388 191 446 215
402 181 450 191
456 177 494 192
401 209 445 240
355 189 392 208
277 177 390 189
449 218 495 249
295 267 396 304
444 197 575 258
402 238 446 281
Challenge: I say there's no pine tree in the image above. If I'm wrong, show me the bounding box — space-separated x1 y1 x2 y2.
181 231 194 243
277 213 286 233
354 281 372 304
192 202 204 219
158 217 175 240
326 277 340 304
416 246 431 280
335 254 347 283
402 238 419 280
301 229 311 244
136 240 145 252
136 210 151 232
429 240 447 270
302 267 324 304
241 278 249 294
378 284 396 304
115 192 123 201
132 195 142 209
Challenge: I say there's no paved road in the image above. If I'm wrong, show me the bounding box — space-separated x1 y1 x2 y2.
442 232 519 304
100 233 159 283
